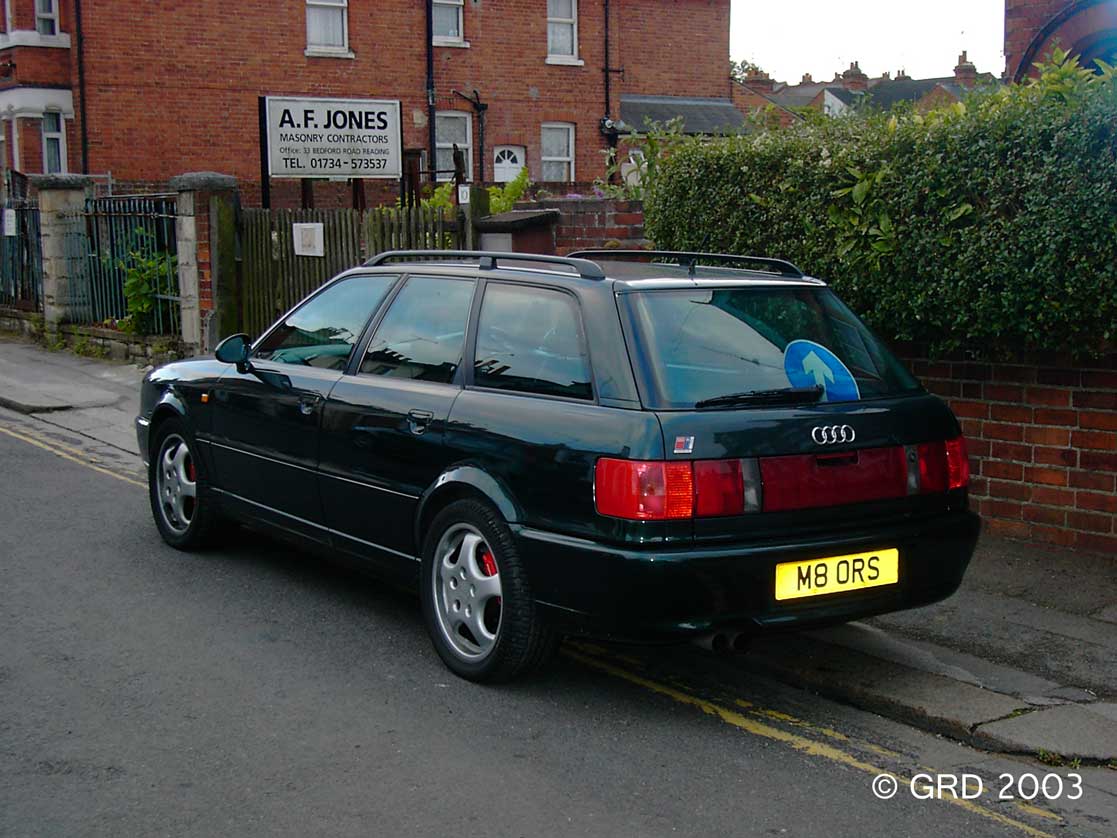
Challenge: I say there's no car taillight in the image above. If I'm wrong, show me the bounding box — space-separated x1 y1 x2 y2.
595 458 759 521
917 435 969 493
945 435 970 490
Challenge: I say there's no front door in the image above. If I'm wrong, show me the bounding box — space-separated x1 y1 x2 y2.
207 273 399 536
320 274 477 565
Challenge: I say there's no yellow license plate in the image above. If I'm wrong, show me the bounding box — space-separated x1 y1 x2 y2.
775 549 899 601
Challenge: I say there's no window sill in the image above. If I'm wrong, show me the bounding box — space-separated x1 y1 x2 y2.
545 55 584 66
304 47 355 59
0 30 71 49
433 38 470 48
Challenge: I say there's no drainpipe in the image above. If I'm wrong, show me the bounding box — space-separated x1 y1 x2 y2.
426 0 437 182
75 0 89 173
453 89 487 183
602 0 619 182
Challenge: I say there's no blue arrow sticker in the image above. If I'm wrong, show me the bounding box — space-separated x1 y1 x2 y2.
783 340 861 403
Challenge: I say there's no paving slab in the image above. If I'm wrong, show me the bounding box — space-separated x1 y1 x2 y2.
745 632 1030 742
975 703 1117 762
0 340 140 414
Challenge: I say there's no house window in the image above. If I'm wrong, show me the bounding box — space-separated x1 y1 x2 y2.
41 112 65 174
547 0 577 58
36 0 58 36
306 0 348 53
432 0 464 43
435 112 472 182
541 123 574 182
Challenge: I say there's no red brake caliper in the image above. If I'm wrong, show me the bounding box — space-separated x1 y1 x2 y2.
186 458 196 482
480 549 500 605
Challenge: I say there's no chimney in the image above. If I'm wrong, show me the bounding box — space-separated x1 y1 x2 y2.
800 72 814 85
743 68 775 94
841 60 869 91
896 68 911 80
880 70 891 80
954 50 977 88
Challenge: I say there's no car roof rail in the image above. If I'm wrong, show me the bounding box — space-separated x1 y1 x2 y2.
364 250 607 280
566 249 804 278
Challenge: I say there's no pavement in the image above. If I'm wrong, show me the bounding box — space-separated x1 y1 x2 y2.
2 333 1116 768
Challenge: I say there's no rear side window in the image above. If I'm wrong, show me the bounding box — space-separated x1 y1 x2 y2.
254 274 398 369
473 283 592 400
361 275 475 384
623 287 920 408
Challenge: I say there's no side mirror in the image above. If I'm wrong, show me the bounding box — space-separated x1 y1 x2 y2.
214 333 251 374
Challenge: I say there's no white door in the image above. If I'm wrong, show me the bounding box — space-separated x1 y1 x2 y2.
493 146 526 182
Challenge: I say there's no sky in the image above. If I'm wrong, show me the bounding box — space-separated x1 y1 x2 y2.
730 0 1006 84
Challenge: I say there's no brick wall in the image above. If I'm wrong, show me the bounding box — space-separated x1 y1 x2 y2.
532 199 1117 555
62 0 733 203
527 197 649 252
903 349 1117 554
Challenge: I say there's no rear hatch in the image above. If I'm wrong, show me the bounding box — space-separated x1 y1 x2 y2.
613 282 969 544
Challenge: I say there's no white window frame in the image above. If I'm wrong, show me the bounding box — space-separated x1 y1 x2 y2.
546 0 582 65
305 0 353 59
35 0 58 37
540 122 575 183
41 110 66 174
435 111 472 183
432 0 468 47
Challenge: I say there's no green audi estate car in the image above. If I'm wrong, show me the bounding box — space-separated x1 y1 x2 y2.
137 250 980 682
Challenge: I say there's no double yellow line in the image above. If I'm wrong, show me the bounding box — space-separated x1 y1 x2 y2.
565 647 1059 838
0 423 145 488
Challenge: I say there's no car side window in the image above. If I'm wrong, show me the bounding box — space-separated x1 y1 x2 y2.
254 274 398 369
473 283 593 400
360 275 475 384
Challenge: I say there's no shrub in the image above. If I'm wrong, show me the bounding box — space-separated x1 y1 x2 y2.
644 51 1117 357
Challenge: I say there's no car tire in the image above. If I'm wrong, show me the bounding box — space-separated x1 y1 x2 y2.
421 498 558 683
148 416 219 550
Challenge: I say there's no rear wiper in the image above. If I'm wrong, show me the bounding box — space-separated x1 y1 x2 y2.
694 386 824 409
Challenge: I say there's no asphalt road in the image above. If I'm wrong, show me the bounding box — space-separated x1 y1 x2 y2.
0 415 1110 838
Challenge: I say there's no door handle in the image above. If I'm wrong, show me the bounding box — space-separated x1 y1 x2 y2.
298 394 322 416
407 409 434 435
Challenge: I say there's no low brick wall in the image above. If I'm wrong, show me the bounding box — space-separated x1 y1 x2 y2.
54 324 185 365
901 349 1117 553
520 197 650 253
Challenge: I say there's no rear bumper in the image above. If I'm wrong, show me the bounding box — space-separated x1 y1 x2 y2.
514 510 981 642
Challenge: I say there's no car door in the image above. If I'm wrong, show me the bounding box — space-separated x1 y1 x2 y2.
319 274 477 566
206 273 399 535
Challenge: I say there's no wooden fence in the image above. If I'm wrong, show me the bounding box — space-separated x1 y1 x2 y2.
238 205 459 337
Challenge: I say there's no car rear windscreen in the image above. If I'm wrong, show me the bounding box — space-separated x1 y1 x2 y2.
622 286 921 409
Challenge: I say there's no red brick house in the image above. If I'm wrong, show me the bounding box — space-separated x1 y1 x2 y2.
1006 0 1117 81
0 0 743 205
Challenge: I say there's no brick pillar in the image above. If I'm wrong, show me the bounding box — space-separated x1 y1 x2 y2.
31 174 91 336
169 172 238 353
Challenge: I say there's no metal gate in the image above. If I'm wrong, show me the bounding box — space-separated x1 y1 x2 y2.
0 199 43 311
63 195 181 335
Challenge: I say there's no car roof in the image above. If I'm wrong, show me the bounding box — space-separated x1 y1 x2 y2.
355 250 828 289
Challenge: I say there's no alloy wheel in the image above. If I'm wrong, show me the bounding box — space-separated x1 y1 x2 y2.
432 523 503 661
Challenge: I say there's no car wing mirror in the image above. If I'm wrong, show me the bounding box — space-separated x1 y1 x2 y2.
215 333 251 372
215 333 292 390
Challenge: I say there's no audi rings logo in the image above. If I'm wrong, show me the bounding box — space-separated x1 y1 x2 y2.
811 425 856 445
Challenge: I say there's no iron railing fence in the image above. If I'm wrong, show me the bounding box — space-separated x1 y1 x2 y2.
64 194 181 336
0 200 43 311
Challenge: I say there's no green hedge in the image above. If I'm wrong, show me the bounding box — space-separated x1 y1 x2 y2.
644 53 1117 356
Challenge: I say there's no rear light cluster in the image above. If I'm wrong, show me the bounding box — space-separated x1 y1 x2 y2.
595 458 760 520
595 436 969 521
915 436 970 493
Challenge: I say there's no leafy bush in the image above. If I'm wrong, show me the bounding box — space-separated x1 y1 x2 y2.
117 228 178 336
644 51 1117 356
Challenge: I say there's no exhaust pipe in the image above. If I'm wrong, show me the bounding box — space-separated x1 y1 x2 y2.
693 631 750 654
